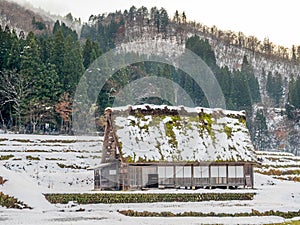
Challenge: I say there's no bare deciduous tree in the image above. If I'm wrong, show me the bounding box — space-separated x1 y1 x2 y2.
0 70 31 131
55 92 73 133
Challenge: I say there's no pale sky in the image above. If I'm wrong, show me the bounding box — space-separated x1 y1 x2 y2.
11 0 300 47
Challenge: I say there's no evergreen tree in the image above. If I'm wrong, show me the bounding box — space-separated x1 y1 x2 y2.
83 38 101 69
159 8 169 34
50 29 65 79
92 41 102 58
215 66 232 106
241 56 261 103
35 63 60 102
266 72 283 106
53 20 77 40
253 109 269 150
62 35 84 94
0 26 13 70
53 20 60 35
83 38 93 69
129 6 137 22
288 75 300 109
6 38 21 71
182 11 187 23
186 35 217 68
20 32 47 130
173 10 180 23
37 36 51 64
159 64 174 103
292 45 297 62
230 71 252 111
20 32 42 90
153 8 160 32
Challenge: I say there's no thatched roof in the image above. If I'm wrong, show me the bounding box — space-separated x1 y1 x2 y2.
106 104 257 163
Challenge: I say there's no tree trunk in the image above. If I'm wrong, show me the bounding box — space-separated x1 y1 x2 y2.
32 122 37 134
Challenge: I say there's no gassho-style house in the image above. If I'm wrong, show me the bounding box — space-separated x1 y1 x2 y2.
91 104 258 190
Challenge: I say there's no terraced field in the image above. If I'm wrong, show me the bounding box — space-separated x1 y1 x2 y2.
0 134 299 225
0 134 102 191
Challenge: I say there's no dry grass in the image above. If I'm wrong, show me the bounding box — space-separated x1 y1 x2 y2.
270 220 300 225
256 169 300 176
0 154 14 160
26 155 40 160
11 139 33 143
0 176 7 185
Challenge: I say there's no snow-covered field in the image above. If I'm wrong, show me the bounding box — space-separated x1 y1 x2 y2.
0 134 299 225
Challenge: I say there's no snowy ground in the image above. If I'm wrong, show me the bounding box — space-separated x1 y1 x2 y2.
0 134 299 225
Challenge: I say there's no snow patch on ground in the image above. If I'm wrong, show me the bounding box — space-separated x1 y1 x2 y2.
0 134 299 224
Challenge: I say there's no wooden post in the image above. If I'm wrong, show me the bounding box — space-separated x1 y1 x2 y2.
226 164 229 189
99 170 102 191
243 164 246 189
173 165 176 187
251 164 254 189
191 164 195 189
209 165 212 189
141 166 143 189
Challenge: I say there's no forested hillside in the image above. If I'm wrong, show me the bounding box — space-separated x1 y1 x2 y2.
0 21 101 133
0 0 52 35
1 4 300 155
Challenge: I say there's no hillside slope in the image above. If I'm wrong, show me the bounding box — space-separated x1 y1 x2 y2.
109 14 300 155
0 0 53 34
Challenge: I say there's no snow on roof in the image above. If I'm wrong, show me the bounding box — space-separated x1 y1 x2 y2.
108 104 257 163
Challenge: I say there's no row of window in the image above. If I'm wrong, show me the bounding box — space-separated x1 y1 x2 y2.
158 165 244 178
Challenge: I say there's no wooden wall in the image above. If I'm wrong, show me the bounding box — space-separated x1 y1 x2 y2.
94 163 254 190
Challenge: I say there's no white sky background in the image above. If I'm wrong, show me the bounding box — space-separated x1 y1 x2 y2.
11 0 300 47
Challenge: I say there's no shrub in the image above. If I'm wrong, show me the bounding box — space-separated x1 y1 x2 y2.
44 192 255 204
118 209 300 219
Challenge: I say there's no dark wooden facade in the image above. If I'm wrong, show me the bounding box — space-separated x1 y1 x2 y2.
93 161 254 190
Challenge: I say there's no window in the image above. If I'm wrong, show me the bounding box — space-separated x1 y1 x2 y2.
109 170 116 175
194 166 201 178
219 166 226 177
175 166 184 178
165 166 173 178
228 166 236 178
194 166 209 178
158 166 173 178
158 166 165 178
228 165 244 178
201 166 209 178
236 166 244 178
184 166 191 177
210 166 227 184
211 166 219 177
